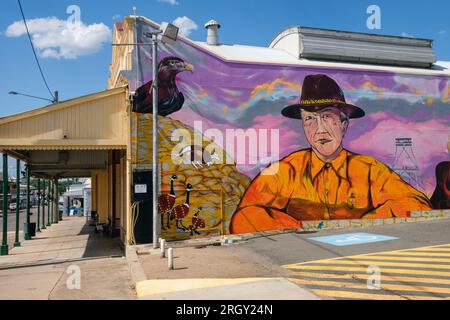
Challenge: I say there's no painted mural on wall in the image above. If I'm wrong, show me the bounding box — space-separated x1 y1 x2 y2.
128 19 450 239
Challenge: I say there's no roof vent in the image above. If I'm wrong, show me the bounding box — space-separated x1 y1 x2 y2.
205 20 221 46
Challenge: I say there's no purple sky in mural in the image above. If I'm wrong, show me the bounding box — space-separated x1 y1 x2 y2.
132 19 450 197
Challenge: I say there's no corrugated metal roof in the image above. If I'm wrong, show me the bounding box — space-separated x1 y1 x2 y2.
0 87 129 152
0 86 127 125
194 41 450 76
63 189 83 197
136 16 450 76
195 42 295 61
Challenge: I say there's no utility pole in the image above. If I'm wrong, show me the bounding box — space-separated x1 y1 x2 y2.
112 22 179 248
8 90 59 104
152 33 160 249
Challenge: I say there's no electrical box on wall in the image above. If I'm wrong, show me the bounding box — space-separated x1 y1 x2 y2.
132 170 153 244
133 171 152 202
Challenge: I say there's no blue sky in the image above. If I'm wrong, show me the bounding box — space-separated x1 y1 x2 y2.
0 0 449 118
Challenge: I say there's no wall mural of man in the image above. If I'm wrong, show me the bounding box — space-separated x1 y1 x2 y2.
230 74 432 234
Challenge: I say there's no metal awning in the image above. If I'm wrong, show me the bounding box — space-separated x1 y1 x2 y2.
63 189 83 197
0 87 129 178
0 87 128 151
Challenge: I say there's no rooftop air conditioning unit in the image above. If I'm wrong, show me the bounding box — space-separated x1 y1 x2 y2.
269 27 436 68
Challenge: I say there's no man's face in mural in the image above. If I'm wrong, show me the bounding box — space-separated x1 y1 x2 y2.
301 107 349 161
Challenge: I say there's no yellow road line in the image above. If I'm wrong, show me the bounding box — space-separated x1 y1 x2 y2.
283 252 450 269
290 278 450 295
370 251 450 257
290 271 450 285
287 265 450 277
314 259 450 270
407 248 450 252
335 255 450 263
310 289 444 300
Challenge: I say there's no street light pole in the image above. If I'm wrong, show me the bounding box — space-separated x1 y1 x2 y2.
113 22 179 248
8 90 59 104
152 33 160 249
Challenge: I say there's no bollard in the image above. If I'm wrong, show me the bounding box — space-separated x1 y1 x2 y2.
168 248 174 270
160 239 166 258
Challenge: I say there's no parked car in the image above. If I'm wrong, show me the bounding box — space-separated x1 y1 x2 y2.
9 200 26 211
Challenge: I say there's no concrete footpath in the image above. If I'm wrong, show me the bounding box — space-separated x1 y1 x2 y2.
131 215 450 300
0 217 136 300
132 243 320 300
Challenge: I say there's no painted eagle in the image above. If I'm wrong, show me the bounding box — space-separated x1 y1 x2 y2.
132 56 194 116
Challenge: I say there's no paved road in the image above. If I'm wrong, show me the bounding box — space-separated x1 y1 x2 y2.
0 208 38 232
238 218 450 265
0 207 48 248
236 218 450 300
285 243 450 300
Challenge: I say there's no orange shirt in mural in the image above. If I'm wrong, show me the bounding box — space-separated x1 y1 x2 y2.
230 149 432 234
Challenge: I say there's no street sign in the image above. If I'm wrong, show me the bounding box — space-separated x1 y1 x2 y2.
309 232 398 246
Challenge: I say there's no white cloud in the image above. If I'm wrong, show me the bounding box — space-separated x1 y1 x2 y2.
159 0 179 5
438 30 447 35
172 16 198 37
5 17 112 59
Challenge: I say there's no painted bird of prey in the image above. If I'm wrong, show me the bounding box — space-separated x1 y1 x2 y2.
132 56 194 116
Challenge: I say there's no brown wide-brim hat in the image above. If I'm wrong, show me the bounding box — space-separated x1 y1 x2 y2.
282 74 365 120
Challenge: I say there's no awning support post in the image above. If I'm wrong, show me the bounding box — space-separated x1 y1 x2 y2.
37 179 41 232
14 159 21 247
41 180 46 229
46 180 51 227
1 153 9 256
24 164 31 240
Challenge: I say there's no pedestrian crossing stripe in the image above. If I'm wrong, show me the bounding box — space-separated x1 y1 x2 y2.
299 259 450 270
310 289 447 300
284 243 450 267
340 255 450 263
408 248 450 252
288 265 450 277
289 278 450 295
284 243 450 300
290 271 450 286
366 251 450 257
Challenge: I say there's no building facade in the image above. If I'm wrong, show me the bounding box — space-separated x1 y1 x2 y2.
1 15 449 247
108 16 450 242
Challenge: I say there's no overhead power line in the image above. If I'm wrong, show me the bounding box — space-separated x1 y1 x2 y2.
17 0 55 101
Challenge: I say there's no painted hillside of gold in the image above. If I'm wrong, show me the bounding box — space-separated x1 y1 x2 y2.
131 113 251 240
